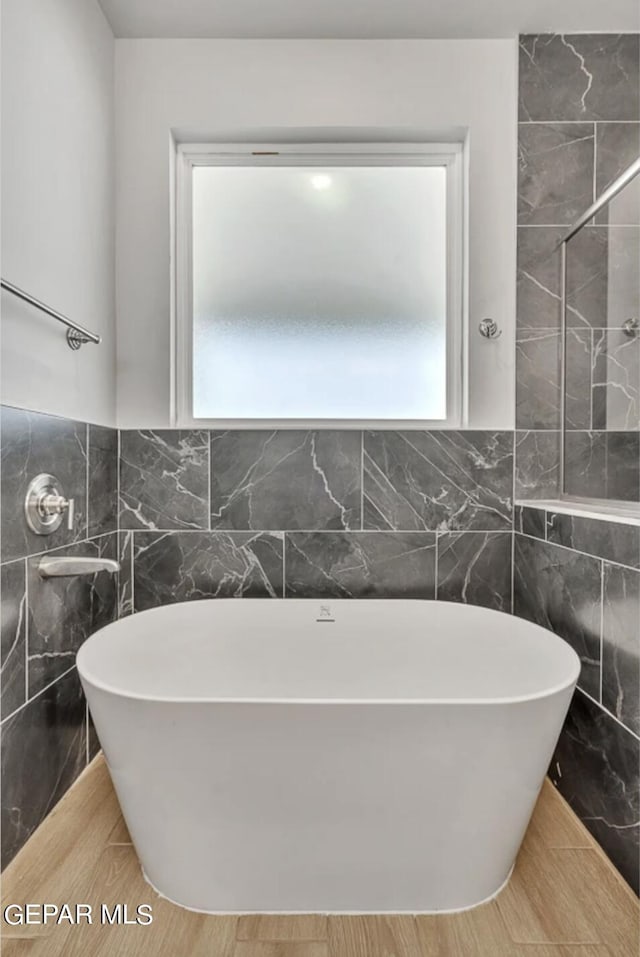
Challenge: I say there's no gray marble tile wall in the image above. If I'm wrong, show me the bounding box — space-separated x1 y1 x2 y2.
115 426 640 895
120 429 514 612
0 406 119 869
514 504 640 892
515 33 640 896
3 406 638 895
1 416 516 871
517 33 640 501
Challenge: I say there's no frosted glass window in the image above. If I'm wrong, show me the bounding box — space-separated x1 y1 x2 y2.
191 164 449 421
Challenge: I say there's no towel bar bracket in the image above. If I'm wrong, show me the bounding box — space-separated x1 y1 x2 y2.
1 278 101 349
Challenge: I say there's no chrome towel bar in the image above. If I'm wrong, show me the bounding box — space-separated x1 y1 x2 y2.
1 278 101 349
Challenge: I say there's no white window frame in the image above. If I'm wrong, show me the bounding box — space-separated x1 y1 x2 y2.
172 142 466 429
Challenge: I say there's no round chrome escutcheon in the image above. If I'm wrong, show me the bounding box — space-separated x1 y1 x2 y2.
24 473 65 535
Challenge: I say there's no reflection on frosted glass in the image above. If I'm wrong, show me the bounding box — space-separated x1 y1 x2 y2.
192 165 447 419
603 175 640 226
563 166 640 503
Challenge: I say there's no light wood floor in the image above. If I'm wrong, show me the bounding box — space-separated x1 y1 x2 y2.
1 756 638 956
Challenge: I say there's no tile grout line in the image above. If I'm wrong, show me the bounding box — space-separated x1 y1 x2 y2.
518 222 639 228
208 430 212 532
592 120 598 207
577 686 640 743
519 119 640 125
116 427 121 616
599 558 605 707
1 529 120 567
360 431 364 532
86 701 90 767
513 523 640 571
589 328 594 431
86 423 90 540
131 530 135 614
282 531 286 598
1 663 77 727
113 527 512 536
511 430 516 615
23 556 29 705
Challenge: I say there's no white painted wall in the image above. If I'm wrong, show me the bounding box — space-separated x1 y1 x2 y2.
117 39 517 428
1 0 116 426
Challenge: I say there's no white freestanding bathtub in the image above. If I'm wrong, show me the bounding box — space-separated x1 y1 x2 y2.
77 599 580 914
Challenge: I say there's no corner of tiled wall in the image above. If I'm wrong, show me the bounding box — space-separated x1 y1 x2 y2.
0 406 118 869
514 31 640 896
516 32 640 502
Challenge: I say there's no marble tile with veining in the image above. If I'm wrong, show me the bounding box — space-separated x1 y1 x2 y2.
210 430 361 531
602 563 640 737
564 431 639 503
564 328 593 430
117 530 134 618
0 406 88 563
1 667 87 870
519 34 640 122
564 226 608 328
516 226 564 330
119 429 209 530
514 430 560 500
516 329 561 429
515 504 547 540
436 531 512 611
518 123 594 226
284 531 436 599
363 431 513 532
513 535 602 698
26 535 118 697
564 431 607 499
547 513 640 569
606 432 640 503
551 689 640 895
88 425 118 537
567 226 639 330
88 708 101 762
1 561 27 721
592 328 639 432
133 531 284 610
595 123 640 225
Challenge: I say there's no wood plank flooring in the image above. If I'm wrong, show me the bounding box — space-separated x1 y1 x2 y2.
1 755 638 956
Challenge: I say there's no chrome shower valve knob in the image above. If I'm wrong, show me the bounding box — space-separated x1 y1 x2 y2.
40 492 75 529
24 474 75 535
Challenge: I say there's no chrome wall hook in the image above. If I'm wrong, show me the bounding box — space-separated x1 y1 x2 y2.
479 318 501 339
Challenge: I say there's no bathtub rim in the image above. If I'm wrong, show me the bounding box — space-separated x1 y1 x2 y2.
77 599 581 708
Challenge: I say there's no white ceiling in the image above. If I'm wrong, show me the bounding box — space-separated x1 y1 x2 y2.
98 0 640 40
